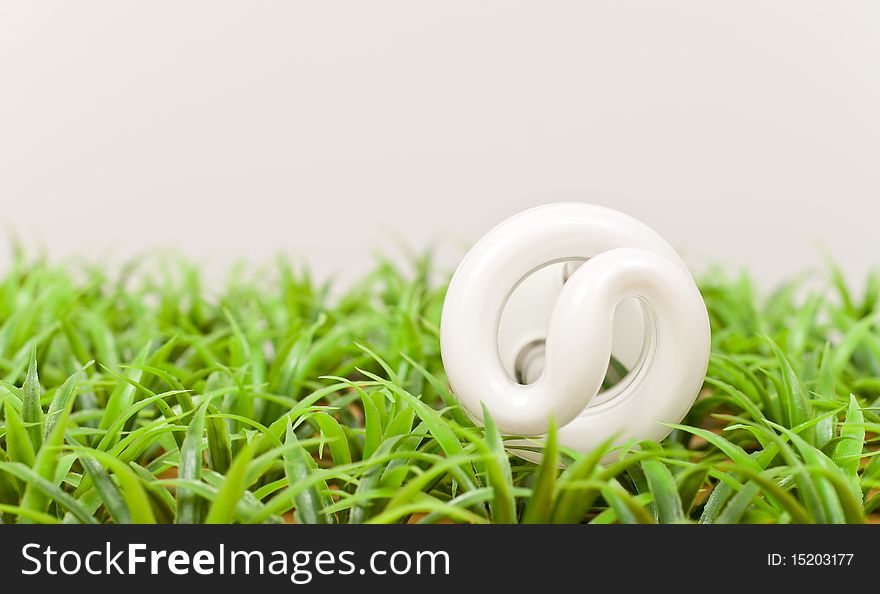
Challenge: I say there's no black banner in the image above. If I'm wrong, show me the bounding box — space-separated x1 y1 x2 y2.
0 525 873 588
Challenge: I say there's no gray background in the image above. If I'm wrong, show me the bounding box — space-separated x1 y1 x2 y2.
2 1 878 287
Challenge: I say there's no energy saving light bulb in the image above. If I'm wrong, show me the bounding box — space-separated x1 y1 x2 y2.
440 203 711 457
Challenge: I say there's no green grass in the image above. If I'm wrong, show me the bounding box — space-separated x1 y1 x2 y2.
0 247 878 524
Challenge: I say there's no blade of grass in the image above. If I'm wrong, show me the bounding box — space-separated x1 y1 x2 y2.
205 441 257 524
522 421 558 524
283 421 333 525
177 400 209 524
642 458 686 523
21 343 43 452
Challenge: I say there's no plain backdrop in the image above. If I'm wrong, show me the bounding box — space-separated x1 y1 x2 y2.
2 1 879 288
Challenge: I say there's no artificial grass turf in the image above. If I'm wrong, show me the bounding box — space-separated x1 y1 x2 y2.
0 249 878 525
